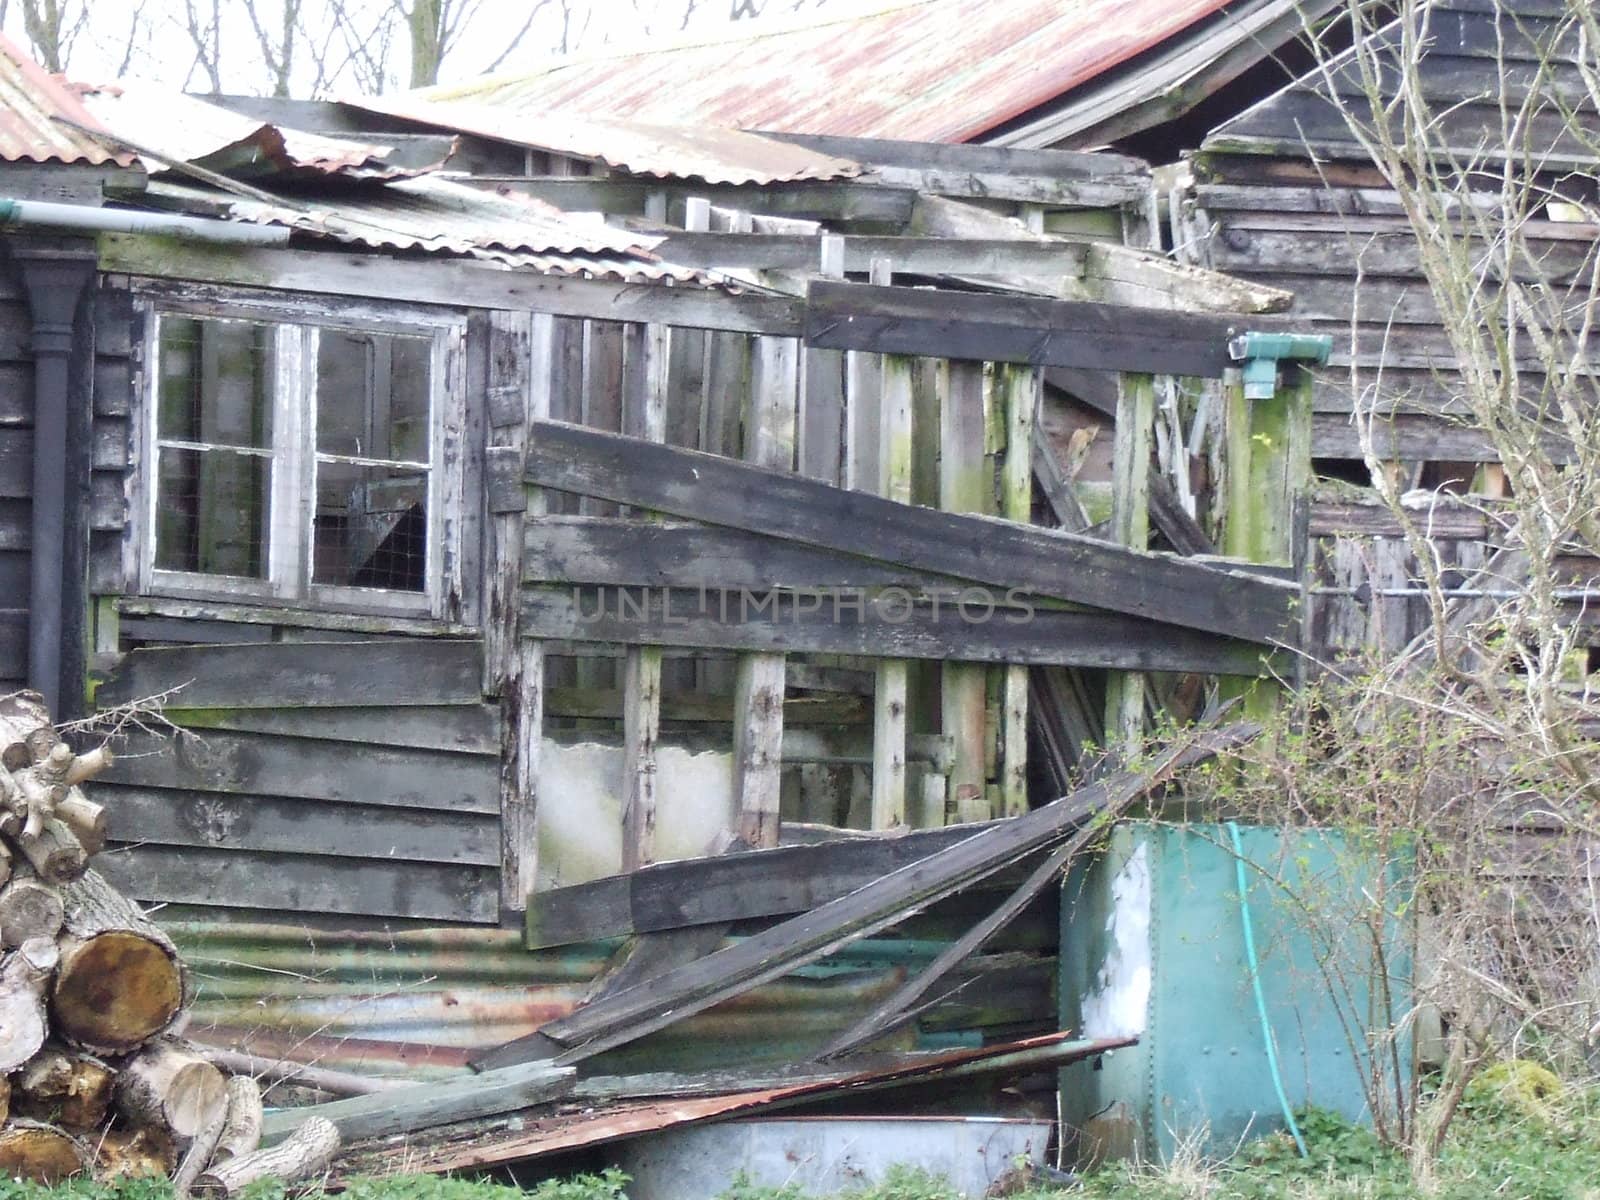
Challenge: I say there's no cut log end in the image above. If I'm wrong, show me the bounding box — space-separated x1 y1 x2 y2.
116 1041 229 1142
54 931 185 1053
15 1046 116 1130
96 1127 178 1181
0 1121 89 1183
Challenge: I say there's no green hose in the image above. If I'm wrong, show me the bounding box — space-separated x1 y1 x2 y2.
1227 820 1308 1158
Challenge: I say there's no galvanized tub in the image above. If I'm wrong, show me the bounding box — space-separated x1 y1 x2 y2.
615 1115 1052 1200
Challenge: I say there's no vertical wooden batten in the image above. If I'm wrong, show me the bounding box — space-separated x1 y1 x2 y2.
491 310 554 913
938 359 990 824
734 323 798 847
621 321 669 870
997 363 1039 817
1104 372 1155 754
872 258 912 830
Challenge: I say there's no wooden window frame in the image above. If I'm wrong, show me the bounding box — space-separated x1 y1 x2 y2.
133 294 469 621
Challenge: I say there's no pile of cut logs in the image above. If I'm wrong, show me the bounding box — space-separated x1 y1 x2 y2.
0 693 339 1193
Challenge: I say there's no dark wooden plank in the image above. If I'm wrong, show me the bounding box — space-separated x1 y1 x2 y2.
95 639 485 708
0 428 31 499
101 784 501 865
101 728 500 815
0 549 28 606
526 821 1002 948
0 608 25 671
804 281 1279 377
0 498 30 549
525 516 953 589
522 585 1275 675
0 363 31 424
120 616 277 645
1148 472 1216 556
480 724 1251 1069
1309 502 1491 539
524 420 1299 647
749 130 1146 179
97 844 498 923
162 703 502 755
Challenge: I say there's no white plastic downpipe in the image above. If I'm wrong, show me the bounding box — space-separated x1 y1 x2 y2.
0 197 289 246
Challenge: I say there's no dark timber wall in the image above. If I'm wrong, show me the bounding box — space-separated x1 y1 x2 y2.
0 255 34 689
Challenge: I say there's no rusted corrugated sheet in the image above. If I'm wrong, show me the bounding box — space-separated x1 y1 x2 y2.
170 922 1051 1081
347 95 859 185
142 177 714 285
0 34 134 166
78 84 421 180
337 1032 1132 1175
421 0 1235 144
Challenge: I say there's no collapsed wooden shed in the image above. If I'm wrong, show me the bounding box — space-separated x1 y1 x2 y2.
0 33 1331 1097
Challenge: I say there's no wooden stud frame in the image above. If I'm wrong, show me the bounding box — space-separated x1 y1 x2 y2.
129 291 471 622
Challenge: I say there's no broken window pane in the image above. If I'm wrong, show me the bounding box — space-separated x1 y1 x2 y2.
154 446 270 578
312 461 429 592
313 329 433 593
315 330 432 462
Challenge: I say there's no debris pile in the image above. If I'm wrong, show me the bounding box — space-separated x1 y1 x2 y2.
0 692 337 1193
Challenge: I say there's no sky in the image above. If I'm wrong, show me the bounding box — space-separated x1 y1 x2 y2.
1 0 874 100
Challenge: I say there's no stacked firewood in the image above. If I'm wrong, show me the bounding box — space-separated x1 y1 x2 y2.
0 692 339 1193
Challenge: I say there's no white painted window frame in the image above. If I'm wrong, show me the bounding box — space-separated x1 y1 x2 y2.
135 295 468 621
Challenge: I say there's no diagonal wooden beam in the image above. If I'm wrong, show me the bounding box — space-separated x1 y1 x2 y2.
524 420 1298 647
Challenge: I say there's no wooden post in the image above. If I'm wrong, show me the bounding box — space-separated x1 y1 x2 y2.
939 360 990 824
801 234 847 485
873 258 912 830
1104 372 1155 756
1221 361 1312 717
734 332 798 847
491 312 553 912
997 363 1038 817
621 322 669 871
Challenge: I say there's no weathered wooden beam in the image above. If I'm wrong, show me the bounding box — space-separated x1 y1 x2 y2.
523 423 1297 647
96 639 484 709
806 281 1274 376
997 364 1038 817
653 233 1090 277
525 820 998 950
259 1063 576 1147
1104 373 1155 753
521 586 1275 674
98 235 804 336
485 177 919 224
734 330 798 848
475 723 1252 1070
940 361 991 825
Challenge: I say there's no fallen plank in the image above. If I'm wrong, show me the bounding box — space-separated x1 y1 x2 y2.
818 821 1102 1058
362 1033 1135 1174
196 1047 406 1098
477 723 1253 1070
525 421 1298 647
258 1062 576 1148
526 821 996 949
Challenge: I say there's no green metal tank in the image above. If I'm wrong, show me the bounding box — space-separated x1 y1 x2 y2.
1058 822 1411 1163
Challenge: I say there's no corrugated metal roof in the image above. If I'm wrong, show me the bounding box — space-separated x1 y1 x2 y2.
346 95 860 185
78 83 420 180
143 176 718 285
421 0 1236 144
0 34 134 166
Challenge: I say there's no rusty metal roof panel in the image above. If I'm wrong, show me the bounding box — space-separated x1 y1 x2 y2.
422 0 1236 145
348 95 860 185
77 83 426 180
143 177 717 285
0 34 134 166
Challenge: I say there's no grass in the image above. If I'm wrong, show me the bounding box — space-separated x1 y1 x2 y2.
5 1076 1600 1200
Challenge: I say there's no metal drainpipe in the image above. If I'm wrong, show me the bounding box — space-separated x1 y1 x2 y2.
12 245 97 716
0 197 290 245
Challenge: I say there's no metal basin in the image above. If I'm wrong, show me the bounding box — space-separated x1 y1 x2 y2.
615 1115 1052 1200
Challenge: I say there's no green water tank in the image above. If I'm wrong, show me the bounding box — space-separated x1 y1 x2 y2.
1058 823 1411 1163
